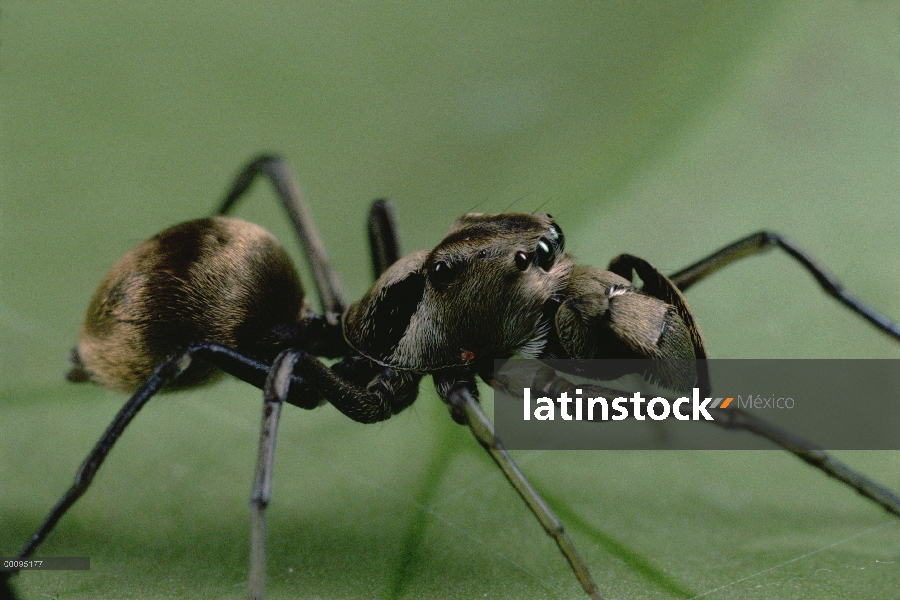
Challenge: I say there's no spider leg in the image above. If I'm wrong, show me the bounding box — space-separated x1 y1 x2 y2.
0 577 15 600
720 407 900 517
607 253 710 392
1 343 316 581
249 350 299 600
521 367 900 518
216 154 347 320
3 344 420 593
434 372 606 600
668 231 900 341
244 351 423 599
367 198 402 279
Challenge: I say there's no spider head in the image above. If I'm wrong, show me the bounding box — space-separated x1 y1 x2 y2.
343 213 571 370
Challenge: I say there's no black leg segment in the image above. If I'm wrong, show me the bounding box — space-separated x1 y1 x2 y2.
367 198 402 280
520 366 900 519
249 350 299 600
216 154 348 320
434 371 606 600
669 231 900 342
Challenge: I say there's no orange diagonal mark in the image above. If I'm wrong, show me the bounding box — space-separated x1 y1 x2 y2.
719 397 733 409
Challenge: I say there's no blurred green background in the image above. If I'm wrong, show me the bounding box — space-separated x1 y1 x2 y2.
2 2 899 599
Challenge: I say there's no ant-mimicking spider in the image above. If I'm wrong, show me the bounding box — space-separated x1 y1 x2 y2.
3 155 900 600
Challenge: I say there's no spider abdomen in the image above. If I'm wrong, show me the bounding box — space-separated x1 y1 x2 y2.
69 216 305 392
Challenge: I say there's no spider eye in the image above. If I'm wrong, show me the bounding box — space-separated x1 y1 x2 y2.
548 223 565 252
535 237 555 271
514 251 531 271
430 260 459 288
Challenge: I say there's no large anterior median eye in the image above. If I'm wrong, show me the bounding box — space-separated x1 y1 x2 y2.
430 260 459 288
535 236 555 271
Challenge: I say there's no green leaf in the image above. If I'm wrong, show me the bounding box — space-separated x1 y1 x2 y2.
3 2 899 599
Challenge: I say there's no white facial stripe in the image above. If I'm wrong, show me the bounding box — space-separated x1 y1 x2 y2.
608 285 629 299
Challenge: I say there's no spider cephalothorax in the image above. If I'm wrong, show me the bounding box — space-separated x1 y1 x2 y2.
344 212 570 370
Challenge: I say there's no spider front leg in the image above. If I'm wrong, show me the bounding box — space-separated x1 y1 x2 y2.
545 253 900 517
669 231 900 341
553 256 709 392
517 365 900 518
434 372 606 600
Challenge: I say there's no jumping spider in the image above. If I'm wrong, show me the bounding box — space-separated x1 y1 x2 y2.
4 155 899 600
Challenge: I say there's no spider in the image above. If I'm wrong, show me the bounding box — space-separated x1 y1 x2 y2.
3 155 899 600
